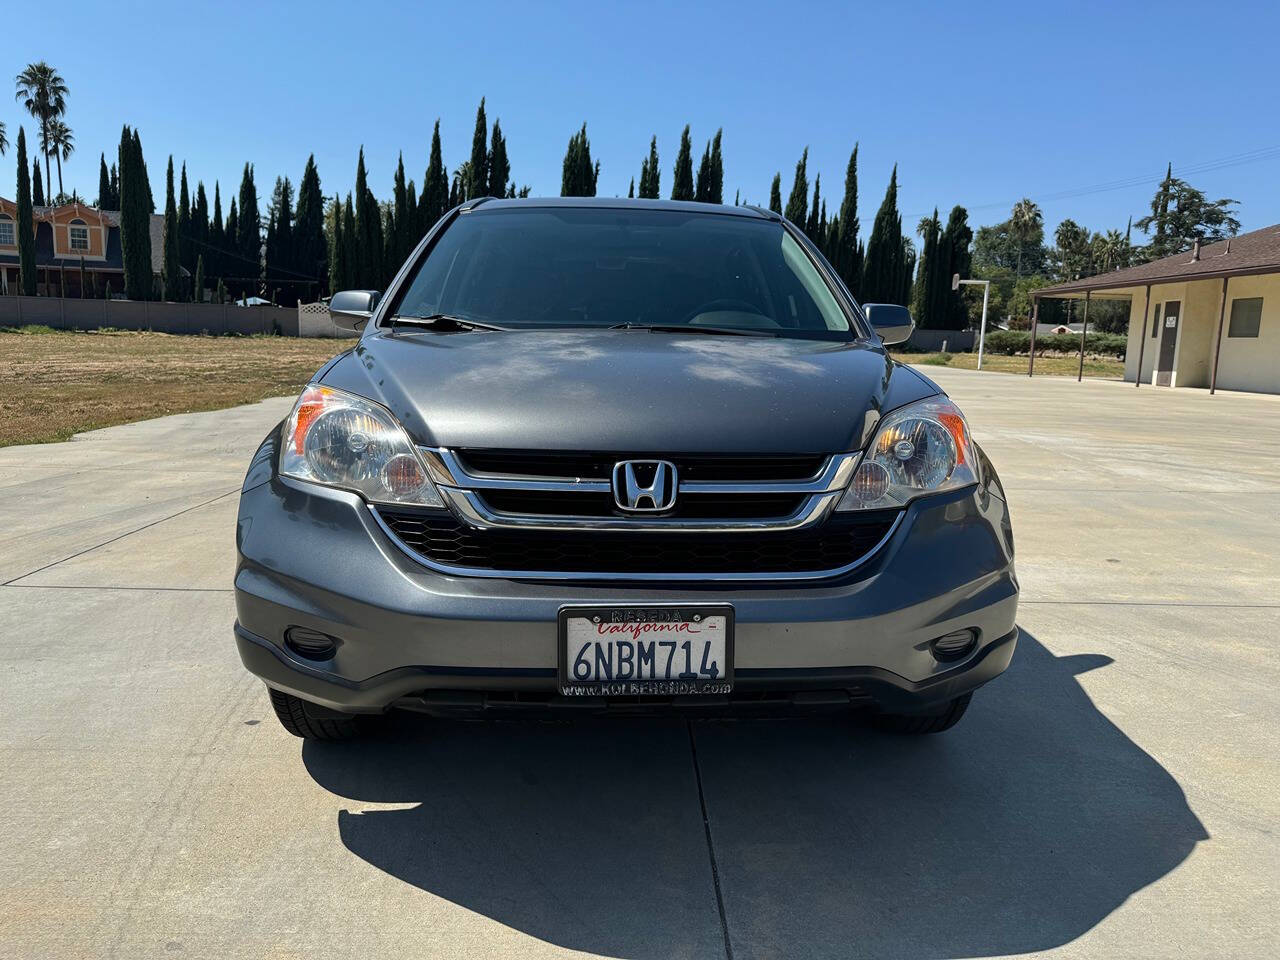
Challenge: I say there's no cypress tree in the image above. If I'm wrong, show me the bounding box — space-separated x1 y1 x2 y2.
109 162 119 208
420 120 449 229
236 162 261 278
805 174 822 243
468 98 488 199
488 119 510 198
768 173 782 214
939 205 973 330
560 124 598 197
132 130 154 212
162 156 181 301
193 254 205 302
912 209 940 327
834 144 861 297
353 148 383 287
118 125 152 300
341 194 357 289
15 128 36 295
215 277 226 304
226 199 238 292
638 136 660 199
628 178 635 198
671 126 694 201
862 165 903 305
79 257 87 298
391 153 409 267
267 175 294 283
295 155 327 289
191 181 209 278
328 195 346 293
209 181 223 281
695 140 712 202
406 180 418 243
32 159 44 206
97 154 110 208
784 149 808 225
708 129 723 205
177 162 191 270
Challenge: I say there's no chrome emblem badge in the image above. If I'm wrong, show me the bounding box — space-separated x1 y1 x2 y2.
612 460 678 512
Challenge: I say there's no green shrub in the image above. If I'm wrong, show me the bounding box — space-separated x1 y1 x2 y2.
982 330 1126 357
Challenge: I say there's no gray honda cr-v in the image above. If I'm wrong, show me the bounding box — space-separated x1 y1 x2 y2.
234 197 1018 740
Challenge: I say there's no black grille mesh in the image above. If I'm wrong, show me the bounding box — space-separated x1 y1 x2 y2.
377 509 897 575
455 450 827 483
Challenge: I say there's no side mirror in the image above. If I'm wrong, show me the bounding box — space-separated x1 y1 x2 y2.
328 290 380 330
862 303 915 346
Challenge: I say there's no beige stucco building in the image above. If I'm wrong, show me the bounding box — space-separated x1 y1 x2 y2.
1035 225 1280 395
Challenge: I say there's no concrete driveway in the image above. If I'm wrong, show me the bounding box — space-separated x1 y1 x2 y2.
2 368 1277 959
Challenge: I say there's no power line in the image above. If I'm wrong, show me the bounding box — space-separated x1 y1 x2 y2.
904 144 1280 220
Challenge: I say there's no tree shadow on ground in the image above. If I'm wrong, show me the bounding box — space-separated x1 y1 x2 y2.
304 631 1206 960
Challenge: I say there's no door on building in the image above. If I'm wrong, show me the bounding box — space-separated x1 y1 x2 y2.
1155 300 1180 386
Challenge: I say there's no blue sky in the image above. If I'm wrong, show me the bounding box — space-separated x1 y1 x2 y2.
8 0 1280 242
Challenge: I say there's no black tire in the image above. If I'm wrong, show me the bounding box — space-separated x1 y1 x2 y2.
871 693 972 735
268 688 362 741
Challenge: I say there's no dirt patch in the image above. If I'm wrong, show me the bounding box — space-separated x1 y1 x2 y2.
0 329 347 446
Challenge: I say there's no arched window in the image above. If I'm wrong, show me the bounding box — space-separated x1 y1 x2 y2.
69 218 90 252
0 214 14 248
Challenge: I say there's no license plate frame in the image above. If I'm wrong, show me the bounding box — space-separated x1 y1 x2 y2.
557 603 735 697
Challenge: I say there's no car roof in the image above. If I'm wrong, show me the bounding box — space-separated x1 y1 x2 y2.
466 196 778 220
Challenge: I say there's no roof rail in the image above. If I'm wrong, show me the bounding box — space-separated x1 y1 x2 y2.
460 196 497 213
742 203 781 222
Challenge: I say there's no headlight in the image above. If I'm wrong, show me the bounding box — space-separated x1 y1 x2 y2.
837 396 978 511
280 384 444 508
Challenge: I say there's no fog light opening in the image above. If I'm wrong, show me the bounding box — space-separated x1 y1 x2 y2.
285 626 340 661
931 628 977 661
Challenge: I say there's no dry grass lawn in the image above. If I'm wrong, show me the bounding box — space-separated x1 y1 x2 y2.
895 351 1125 379
1 328 347 447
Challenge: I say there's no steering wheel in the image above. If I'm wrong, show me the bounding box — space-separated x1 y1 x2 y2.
681 298 774 326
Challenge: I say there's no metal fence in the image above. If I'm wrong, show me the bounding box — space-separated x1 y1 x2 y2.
0 295 299 336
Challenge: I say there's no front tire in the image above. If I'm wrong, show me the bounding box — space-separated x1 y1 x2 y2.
268 688 362 741
871 693 972 735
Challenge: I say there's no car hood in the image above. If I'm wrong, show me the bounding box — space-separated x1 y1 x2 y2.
319 329 937 453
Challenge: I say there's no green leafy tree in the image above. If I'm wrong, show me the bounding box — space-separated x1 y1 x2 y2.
784 148 808 224
561 124 599 197
15 127 36 294
419 121 449 229
1134 171 1239 259
467 98 488 199
14 62 68 208
638 136 660 199
671 126 694 201
1009 197 1043 280
768 173 782 214
162 156 181 300
488 119 510 198
294 155 327 291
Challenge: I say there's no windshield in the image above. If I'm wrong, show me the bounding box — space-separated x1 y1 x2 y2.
387 207 860 340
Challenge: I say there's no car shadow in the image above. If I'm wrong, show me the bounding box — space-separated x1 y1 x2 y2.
303 631 1206 959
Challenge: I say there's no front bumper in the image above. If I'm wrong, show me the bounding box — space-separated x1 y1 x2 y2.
234 441 1018 716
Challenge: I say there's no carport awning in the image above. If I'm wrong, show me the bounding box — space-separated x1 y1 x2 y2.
1034 223 1280 298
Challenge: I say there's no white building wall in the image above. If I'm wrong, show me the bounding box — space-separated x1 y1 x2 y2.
1212 273 1280 393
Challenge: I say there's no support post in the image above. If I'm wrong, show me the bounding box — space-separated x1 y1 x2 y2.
1028 297 1040 376
1133 284 1152 388
1210 277 1229 395
977 281 990 370
1077 290 1091 382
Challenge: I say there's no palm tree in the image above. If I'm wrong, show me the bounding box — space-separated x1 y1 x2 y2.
45 118 74 199
1009 197 1042 280
14 62 69 204
0 120 8 156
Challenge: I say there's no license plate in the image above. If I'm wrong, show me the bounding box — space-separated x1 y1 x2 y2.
558 604 734 696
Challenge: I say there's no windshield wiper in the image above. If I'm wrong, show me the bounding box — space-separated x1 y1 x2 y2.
388 313 508 333
608 323 777 338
